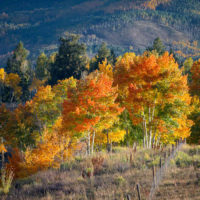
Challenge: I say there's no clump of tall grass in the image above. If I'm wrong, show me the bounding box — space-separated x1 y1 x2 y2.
0 168 14 194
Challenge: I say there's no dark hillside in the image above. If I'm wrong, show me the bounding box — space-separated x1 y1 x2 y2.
0 0 199 65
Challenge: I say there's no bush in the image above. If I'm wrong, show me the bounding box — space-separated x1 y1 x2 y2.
175 151 192 167
114 175 126 186
75 156 84 163
0 168 14 194
91 155 104 175
189 146 200 156
193 155 200 168
60 161 74 171
150 156 160 167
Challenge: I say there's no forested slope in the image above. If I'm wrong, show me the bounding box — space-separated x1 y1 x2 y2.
0 0 199 64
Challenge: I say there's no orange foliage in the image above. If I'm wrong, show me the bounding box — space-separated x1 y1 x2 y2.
62 71 123 134
114 51 192 145
143 0 171 10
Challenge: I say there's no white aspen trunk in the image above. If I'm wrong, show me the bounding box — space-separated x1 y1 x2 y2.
143 136 146 148
152 122 157 148
91 130 95 154
148 105 155 149
87 131 91 155
148 106 151 149
10 91 14 103
152 133 156 147
143 118 148 148
142 119 146 148
149 101 155 148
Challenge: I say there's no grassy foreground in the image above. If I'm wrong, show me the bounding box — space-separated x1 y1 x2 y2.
1 145 200 200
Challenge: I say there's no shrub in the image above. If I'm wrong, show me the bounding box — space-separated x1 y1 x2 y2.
189 146 200 156
60 161 74 171
150 156 160 167
193 155 200 168
114 175 126 186
75 156 84 163
91 155 104 175
175 151 192 167
85 167 93 178
144 152 151 161
0 168 14 194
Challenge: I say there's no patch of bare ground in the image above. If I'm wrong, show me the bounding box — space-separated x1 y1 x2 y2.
98 20 190 50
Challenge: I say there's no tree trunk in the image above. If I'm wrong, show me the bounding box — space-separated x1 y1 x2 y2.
126 127 129 147
142 120 145 148
106 129 110 152
10 91 14 103
91 130 95 154
148 104 155 149
87 131 91 155
143 116 148 148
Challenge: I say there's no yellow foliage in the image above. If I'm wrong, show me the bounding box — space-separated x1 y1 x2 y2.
52 77 77 101
0 68 5 82
4 73 22 98
99 59 113 78
95 129 126 145
0 143 7 153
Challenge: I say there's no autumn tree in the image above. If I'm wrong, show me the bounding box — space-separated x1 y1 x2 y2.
0 68 5 103
62 71 124 154
30 85 60 132
114 51 193 148
29 77 77 134
188 59 200 144
190 59 200 96
0 103 40 150
0 68 22 103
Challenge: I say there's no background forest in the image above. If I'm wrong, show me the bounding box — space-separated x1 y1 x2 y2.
0 0 200 65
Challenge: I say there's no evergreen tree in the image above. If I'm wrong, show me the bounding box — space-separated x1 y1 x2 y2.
5 41 32 102
6 41 29 75
169 47 180 64
35 52 50 81
109 49 117 66
89 43 116 72
147 37 165 55
49 33 87 85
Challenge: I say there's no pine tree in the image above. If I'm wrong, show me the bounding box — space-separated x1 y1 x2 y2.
147 37 165 55
6 41 32 102
49 33 87 85
6 41 29 75
89 43 116 72
35 52 50 81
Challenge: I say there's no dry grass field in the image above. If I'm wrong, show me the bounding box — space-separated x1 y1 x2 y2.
1 145 200 200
